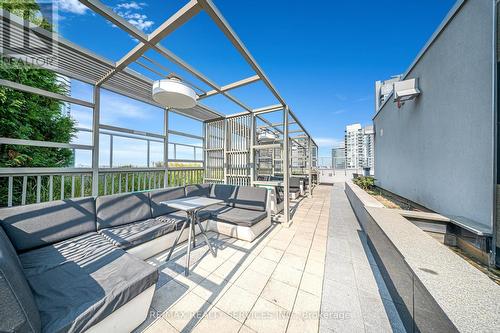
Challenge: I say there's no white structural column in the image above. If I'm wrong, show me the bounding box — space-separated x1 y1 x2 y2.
223 118 228 184
308 137 312 198
91 85 100 196
249 113 255 186
164 109 169 187
283 106 291 225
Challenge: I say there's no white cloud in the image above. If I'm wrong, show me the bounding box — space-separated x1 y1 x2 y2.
332 109 347 115
315 137 344 148
116 2 144 10
56 0 88 15
113 2 154 32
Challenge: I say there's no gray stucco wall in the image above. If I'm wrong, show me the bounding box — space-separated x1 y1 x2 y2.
374 0 495 232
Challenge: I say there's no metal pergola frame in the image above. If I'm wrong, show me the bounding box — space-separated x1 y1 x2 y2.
0 0 318 225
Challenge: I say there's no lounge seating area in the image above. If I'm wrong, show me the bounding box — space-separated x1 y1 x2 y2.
0 184 271 333
0 2 321 332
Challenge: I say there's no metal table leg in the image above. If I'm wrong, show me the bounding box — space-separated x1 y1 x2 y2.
196 217 216 257
185 211 193 276
166 219 187 261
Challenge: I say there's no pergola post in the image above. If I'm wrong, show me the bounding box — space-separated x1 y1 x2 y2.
91 85 100 197
223 118 228 184
308 137 312 198
250 113 255 186
283 106 291 226
163 109 169 187
202 120 206 183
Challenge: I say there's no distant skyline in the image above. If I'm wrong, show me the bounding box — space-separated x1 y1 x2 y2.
49 0 456 164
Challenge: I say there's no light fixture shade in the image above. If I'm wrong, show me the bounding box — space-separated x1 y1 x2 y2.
152 78 197 109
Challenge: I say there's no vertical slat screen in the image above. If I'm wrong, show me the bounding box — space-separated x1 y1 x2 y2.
205 119 225 184
226 115 251 186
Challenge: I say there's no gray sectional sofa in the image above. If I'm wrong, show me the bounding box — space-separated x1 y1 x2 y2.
0 183 270 333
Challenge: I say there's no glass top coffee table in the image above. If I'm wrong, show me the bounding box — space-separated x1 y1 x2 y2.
160 196 223 276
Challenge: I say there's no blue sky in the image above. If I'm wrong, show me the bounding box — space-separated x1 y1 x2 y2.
50 0 456 166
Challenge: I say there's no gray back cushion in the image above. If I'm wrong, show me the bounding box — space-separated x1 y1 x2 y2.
0 227 41 333
233 186 268 211
210 184 236 204
0 197 96 252
185 184 212 198
149 187 186 217
289 177 301 188
96 192 151 230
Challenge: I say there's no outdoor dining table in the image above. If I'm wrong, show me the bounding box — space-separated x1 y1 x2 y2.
160 196 223 276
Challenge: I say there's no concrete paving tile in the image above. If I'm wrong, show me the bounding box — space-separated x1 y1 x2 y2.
163 292 213 332
141 317 178 333
304 258 325 277
151 280 190 314
271 263 303 288
256 246 284 262
192 273 232 304
216 284 260 323
234 268 270 294
300 272 323 297
238 325 257 333
192 307 242 333
261 278 299 311
245 298 291 333
280 252 307 270
285 244 310 258
247 256 277 276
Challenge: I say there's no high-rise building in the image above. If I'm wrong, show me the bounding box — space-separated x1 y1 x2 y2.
362 125 375 171
344 123 375 172
344 124 363 169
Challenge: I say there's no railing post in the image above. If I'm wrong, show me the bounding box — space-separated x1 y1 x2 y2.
91 85 100 197
283 106 291 226
109 134 113 168
250 113 255 186
164 109 169 188
223 118 228 184
202 121 206 183
308 137 312 198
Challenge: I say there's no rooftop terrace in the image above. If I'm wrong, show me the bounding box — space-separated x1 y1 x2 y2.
132 185 404 333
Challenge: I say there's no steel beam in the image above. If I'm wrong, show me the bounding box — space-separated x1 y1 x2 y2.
197 0 286 106
253 104 283 114
197 75 260 100
0 138 93 150
79 0 148 41
283 106 291 225
96 0 201 85
0 79 94 108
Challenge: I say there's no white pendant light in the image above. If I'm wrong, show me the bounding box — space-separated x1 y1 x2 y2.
152 76 197 109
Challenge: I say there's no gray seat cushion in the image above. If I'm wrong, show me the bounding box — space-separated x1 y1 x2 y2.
149 187 186 218
212 208 268 227
210 184 236 202
0 197 96 253
233 186 267 212
19 232 158 333
197 204 231 221
0 227 41 333
99 216 185 249
185 184 211 198
95 192 152 230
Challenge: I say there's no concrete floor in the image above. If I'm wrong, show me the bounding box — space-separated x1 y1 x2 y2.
135 185 403 333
